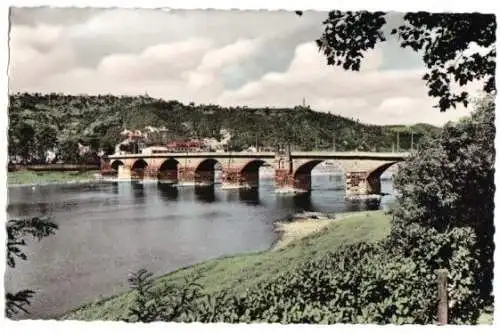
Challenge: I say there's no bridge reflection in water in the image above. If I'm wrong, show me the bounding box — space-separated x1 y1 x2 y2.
115 179 385 213
157 182 179 201
194 185 218 203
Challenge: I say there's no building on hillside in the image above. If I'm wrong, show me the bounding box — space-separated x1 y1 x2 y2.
138 140 208 155
141 146 170 155
245 145 258 152
46 150 57 164
114 138 141 155
165 139 206 152
78 142 91 156
121 129 145 141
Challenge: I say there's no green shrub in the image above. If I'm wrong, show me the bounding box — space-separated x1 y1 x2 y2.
391 97 494 305
189 230 478 324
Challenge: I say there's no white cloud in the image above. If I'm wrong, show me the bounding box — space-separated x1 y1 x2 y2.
217 42 472 125
8 9 481 126
96 38 213 81
185 38 261 92
9 24 76 88
10 24 63 49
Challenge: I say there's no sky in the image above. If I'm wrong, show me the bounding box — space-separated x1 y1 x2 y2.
8 7 482 126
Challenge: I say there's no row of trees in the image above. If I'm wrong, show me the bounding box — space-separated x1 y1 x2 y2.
8 119 99 164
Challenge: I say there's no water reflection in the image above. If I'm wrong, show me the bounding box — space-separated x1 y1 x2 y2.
224 189 239 202
238 188 260 206
194 185 218 203
157 183 179 202
344 198 381 211
111 182 119 194
275 192 316 212
293 192 317 212
131 182 145 203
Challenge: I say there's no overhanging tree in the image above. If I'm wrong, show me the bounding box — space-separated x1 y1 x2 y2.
315 11 496 111
6 217 58 318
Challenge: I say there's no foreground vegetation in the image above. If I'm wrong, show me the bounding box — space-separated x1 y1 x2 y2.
8 170 100 186
62 211 391 321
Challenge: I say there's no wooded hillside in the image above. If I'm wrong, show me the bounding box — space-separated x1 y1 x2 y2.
8 93 440 163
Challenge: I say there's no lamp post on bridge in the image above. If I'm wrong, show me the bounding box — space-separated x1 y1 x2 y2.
410 127 414 152
396 131 400 152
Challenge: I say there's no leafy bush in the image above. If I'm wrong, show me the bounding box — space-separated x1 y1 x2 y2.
124 227 479 324
123 269 205 322
391 96 495 304
194 230 478 324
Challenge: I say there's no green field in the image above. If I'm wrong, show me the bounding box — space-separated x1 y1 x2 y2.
62 211 392 321
8 170 100 186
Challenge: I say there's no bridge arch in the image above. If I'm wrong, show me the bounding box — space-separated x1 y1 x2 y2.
240 159 266 173
368 161 398 180
110 160 125 170
131 159 148 180
237 159 268 188
293 159 345 192
366 161 400 194
294 159 345 176
294 160 324 176
195 158 221 185
158 158 179 183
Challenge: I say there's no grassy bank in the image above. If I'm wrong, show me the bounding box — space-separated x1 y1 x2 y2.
62 210 391 321
8 170 100 186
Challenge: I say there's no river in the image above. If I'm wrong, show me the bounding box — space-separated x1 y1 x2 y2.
5 172 395 319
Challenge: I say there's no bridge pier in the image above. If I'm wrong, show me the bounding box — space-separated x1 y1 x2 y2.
196 170 215 186
221 168 260 189
221 168 240 189
178 166 196 186
345 171 381 198
177 167 215 186
274 169 310 193
143 166 159 181
158 169 178 184
117 165 132 180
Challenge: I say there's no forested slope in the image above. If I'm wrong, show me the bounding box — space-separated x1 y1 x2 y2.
8 93 440 163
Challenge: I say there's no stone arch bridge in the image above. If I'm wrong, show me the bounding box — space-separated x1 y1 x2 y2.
104 151 408 197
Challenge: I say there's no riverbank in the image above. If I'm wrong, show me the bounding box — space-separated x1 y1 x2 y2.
272 211 382 249
8 170 102 187
62 210 392 321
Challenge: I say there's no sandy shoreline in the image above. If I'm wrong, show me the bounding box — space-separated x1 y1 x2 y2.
272 211 376 250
